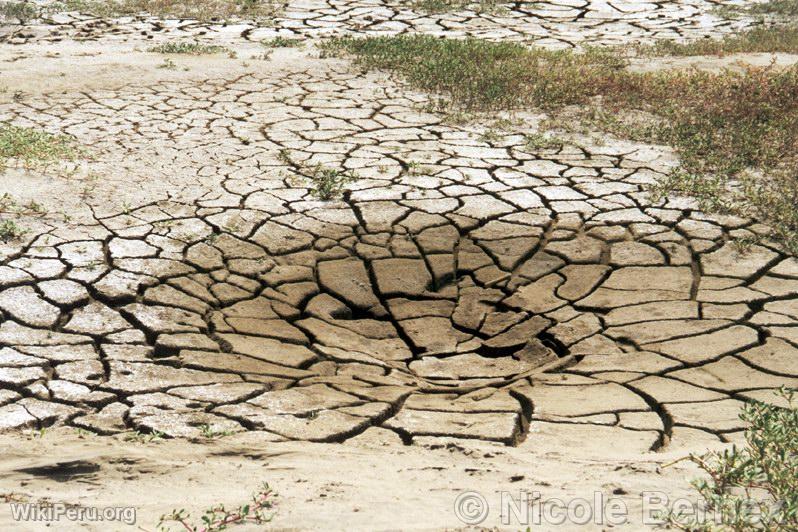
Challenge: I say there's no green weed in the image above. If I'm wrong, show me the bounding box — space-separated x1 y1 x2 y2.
0 124 81 170
308 166 354 200
261 36 304 48
663 388 798 531
124 430 165 443
0 0 36 22
411 0 502 14
636 25 798 56
149 41 229 55
54 0 284 21
157 482 274 532
198 424 234 439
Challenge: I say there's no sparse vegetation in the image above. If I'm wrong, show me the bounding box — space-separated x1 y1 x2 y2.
148 41 230 55
0 193 47 216
124 430 165 443
279 149 355 200
308 165 355 200
622 65 798 252
663 388 798 531
0 0 37 23
406 160 424 174
636 25 798 56
326 35 798 252
410 0 502 14
54 0 284 22
323 36 628 110
261 36 304 48
0 219 29 242
157 482 274 532
747 0 798 16
524 132 565 151
0 124 82 170
198 424 234 439
0 127 77 243
157 58 178 70
717 0 798 18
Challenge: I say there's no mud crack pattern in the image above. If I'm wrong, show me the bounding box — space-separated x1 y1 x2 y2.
1 4 797 451
3 0 752 47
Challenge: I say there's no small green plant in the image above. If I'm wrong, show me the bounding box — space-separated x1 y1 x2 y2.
662 388 797 531
157 58 178 70
524 133 565 151
0 0 36 22
478 128 502 143
277 148 293 165
148 41 230 55
24 200 45 214
0 124 82 170
649 168 734 211
0 193 18 213
308 166 354 200
198 424 234 439
157 482 274 532
406 160 429 175
0 219 27 242
124 430 165 443
261 36 303 48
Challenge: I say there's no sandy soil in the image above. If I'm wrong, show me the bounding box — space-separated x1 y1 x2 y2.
0 427 730 531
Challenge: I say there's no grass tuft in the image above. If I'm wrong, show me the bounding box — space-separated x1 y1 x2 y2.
148 41 230 55
410 0 502 14
637 25 798 56
261 36 304 48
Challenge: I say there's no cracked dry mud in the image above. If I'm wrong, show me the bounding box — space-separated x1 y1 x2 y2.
2 0 750 47
1 0 796 464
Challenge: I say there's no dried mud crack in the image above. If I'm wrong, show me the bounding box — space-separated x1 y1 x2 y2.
0 2 797 459
1 0 752 47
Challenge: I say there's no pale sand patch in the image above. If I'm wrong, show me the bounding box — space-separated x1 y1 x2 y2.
0 427 730 531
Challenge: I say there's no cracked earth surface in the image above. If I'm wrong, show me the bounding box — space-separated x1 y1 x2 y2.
1 1 796 462
3 0 752 46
